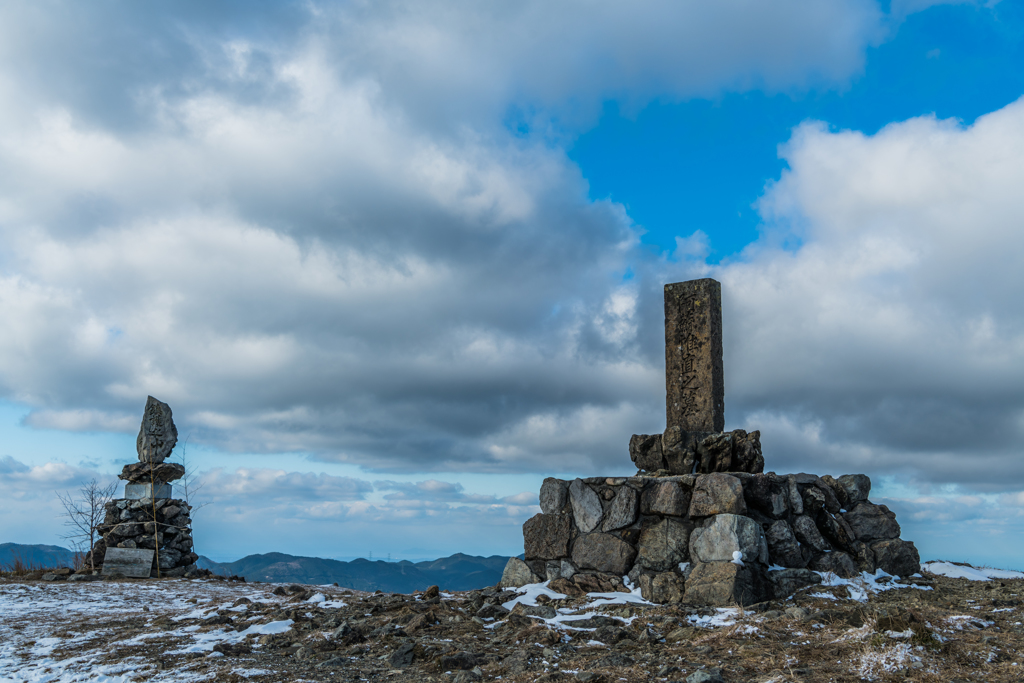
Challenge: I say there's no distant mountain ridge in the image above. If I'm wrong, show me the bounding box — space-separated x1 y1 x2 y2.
197 552 511 592
1 543 77 569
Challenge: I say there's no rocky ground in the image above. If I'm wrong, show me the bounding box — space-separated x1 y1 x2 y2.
2 564 1023 683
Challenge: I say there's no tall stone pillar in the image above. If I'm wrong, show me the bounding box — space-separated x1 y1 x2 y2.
665 279 724 434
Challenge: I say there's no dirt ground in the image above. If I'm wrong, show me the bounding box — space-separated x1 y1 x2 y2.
1 567 1022 683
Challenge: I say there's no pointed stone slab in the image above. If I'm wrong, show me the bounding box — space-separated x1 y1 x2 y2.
664 279 724 434
137 396 178 464
102 547 155 578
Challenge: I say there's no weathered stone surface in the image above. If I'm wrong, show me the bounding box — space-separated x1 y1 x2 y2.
638 571 685 604
683 561 770 606
499 557 541 588
850 540 876 573
637 517 694 571
690 514 768 565
837 474 871 504
572 533 638 575
792 515 831 553
809 551 859 579
569 479 603 533
572 573 617 594
523 514 572 559
661 426 707 475
843 502 900 542
764 520 806 568
813 479 842 514
742 474 788 519
641 481 690 516
664 279 724 434
870 539 921 577
629 434 665 472
689 473 746 517
767 568 821 598
732 430 764 473
801 486 826 513
602 486 639 531
118 462 185 484
786 476 804 516
817 510 856 551
539 478 568 514
101 547 155 578
136 396 177 464
695 432 733 473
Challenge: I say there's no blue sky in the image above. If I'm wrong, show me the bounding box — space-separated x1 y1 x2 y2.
1 0 1023 569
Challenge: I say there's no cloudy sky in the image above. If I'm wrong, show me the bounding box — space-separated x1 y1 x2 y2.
2 0 1024 568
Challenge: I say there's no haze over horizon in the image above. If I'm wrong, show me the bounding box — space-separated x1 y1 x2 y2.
2 0 1024 569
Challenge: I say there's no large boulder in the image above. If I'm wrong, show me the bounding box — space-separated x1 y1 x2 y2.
638 571 685 604
837 474 871 505
871 539 921 577
764 520 806 568
641 480 690 516
572 533 637 575
792 515 831 553
809 551 860 579
742 474 788 519
689 473 746 517
843 502 900 542
539 478 569 514
683 561 771 606
629 434 665 472
767 568 821 599
136 396 177 464
569 479 604 533
500 557 541 588
637 517 694 571
689 514 768 565
523 514 573 560
602 486 639 531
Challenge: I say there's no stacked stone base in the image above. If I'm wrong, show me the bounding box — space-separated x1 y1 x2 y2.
87 497 198 578
504 471 920 606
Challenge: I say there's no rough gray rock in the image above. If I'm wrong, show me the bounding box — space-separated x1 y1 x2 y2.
638 571 685 604
689 473 746 517
767 568 821 598
843 502 900 542
809 551 860 579
136 396 177 464
683 561 770 606
499 557 540 588
629 434 665 472
689 514 768 565
792 515 831 553
870 538 921 577
641 480 690 516
602 486 638 531
837 474 871 504
637 517 693 571
764 520 806 568
695 432 734 473
569 479 603 533
572 533 638 575
742 473 788 518
118 462 185 484
539 478 568 514
731 430 764 473
523 514 572 560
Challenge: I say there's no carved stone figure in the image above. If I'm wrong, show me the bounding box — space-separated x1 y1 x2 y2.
136 396 178 464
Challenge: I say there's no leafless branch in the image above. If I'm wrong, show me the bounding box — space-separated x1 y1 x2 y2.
56 478 117 571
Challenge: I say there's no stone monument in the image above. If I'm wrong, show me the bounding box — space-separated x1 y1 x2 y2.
86 396 199 578
504 278 921 606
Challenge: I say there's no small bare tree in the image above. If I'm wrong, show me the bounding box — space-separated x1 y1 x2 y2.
177 433 209 514
56 478 117 571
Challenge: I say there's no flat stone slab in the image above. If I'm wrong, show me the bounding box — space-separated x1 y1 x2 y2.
101 548 155 578
125 483 172 499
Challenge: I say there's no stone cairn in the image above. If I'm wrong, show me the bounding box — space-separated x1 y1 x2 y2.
86 396 200 578
503 278 921 606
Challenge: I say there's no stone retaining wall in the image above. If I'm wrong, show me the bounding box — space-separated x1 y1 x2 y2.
87 497 198 577
504 471 920 606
